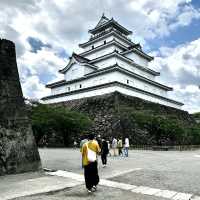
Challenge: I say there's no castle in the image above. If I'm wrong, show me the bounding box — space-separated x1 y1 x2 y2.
42 14 183 109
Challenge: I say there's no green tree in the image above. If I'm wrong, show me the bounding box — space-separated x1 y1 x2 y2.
31 104 92 146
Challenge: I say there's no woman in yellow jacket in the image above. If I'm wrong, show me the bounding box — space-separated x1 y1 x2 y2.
81 134 101 193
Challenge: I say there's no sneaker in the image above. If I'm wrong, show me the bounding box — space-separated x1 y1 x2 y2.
92 186 97 192
102 164 105 168
87 189 92 193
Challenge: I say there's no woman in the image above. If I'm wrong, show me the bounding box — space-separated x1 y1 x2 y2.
81 134 101 193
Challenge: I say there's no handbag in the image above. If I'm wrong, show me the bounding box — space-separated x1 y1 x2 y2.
86 143 96 162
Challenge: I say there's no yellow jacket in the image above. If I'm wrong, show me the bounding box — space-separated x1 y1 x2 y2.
81 140 101 166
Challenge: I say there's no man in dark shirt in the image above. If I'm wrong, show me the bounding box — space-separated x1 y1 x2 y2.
101 137 109 167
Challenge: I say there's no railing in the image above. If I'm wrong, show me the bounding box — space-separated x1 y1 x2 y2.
130 145 200 151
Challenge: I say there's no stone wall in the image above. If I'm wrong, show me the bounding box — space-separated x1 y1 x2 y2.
54 92 195 145
0 39 41 175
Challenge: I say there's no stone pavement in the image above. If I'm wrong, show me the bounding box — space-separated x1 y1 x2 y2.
0 172 81 200
46 170 200 200
1 149 200 200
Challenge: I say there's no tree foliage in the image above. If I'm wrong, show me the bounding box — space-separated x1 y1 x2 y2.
131 112 200 145
30 104 92 146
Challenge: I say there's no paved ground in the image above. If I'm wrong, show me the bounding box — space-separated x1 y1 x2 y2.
1 148 200 200
39 148 200 192
14 184 169 200
39 148 200 198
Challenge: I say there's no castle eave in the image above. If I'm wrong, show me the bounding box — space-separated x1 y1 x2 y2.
121 48 154 61
89 51 159 76
79 39 127 57
41 81 183 106
46 80 66 88
79 30 135 48
46 64 171 91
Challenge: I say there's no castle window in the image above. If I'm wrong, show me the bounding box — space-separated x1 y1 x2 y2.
92 45 94 49
80 84 82 88
127 80 129 84
67 87 70 92
104 40 106 44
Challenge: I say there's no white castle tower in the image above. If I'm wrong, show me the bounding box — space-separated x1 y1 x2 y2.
42 14 183 109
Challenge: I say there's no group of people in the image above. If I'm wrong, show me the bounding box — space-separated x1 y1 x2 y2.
111 137 130 157
79 134 130 193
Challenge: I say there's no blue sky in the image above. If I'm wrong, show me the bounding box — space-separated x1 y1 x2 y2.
0 0 200 113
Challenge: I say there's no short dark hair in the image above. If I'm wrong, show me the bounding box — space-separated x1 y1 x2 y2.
88 133 95 140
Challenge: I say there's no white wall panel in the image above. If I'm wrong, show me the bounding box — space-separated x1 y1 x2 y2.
125 52 149 66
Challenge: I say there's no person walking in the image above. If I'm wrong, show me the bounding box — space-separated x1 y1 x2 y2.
101 138 109 167
112 137 118 156
118 138 123 156
81 134 101 193
124 137 130 157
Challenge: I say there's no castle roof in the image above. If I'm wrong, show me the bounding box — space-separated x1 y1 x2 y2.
79 39 127 57
47 64 168 91
88 51 159 76
89 14 132 35
122 46 154 61
95 13 110 28
79 29 134 48
59 53 97 74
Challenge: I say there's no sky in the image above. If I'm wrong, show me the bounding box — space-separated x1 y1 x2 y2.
0 0 200 113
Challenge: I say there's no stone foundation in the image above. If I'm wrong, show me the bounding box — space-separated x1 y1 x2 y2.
52 92 194 145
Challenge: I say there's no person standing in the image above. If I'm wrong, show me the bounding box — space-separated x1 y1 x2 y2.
112 137 118 156
73 140 77 149
82 134 101 193
124 137 130 157
96 134 102 149
101 138 109 167
118 138 123 156
80 135 88 150
107 140 111 156
80 135 88 168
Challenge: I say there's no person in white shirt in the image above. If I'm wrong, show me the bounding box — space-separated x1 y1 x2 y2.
112 138 118 156
124 137 130 157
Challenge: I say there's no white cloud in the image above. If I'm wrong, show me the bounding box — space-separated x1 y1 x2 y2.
17 46 67 99
18 47 66 80
22 75 50 99
149 39 200 113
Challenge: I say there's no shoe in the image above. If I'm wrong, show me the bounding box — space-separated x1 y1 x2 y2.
92 186 97 192
102 164 105 168
87 189 92 193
